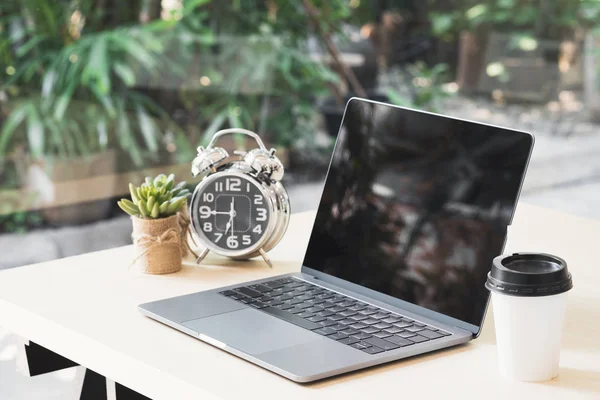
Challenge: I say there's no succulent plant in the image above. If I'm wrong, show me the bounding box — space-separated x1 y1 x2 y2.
118 174 191 219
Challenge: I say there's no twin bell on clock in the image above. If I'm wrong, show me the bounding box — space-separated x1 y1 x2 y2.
188 128 290 267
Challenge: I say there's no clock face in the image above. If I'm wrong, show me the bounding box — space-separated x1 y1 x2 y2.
193 174 270 252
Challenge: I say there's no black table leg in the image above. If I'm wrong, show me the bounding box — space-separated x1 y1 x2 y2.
24 342 78 376
23 342 151 400
80 369 107 400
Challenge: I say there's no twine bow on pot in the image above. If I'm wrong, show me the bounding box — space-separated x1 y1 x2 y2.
130 214 183 274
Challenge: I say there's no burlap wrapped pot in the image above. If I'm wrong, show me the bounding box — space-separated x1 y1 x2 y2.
177 202 190 257
131 214 182 274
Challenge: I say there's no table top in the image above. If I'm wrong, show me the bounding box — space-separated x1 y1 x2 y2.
0 203 599 400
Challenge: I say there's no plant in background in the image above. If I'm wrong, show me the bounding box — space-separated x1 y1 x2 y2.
387 62 454 112
0 0 209 165
118 174 190 219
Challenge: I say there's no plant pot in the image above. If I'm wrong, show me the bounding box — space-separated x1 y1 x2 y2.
178 202 190 257
131 214 182 274
319 92 390 138
17 150 117 226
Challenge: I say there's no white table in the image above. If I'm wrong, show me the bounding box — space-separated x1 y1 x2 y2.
0 203 599 399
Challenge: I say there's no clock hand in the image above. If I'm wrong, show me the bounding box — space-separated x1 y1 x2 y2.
230 197 235 236
224 197 235 235
210 210 230 215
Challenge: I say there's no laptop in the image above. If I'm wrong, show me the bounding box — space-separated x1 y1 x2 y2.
138 98 534 382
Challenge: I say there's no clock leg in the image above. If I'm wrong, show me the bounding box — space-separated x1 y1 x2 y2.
259 248 273 268
185 227 200 259
196 248 209 264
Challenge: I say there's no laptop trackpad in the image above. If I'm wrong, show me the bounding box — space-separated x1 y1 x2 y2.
182 308 322 355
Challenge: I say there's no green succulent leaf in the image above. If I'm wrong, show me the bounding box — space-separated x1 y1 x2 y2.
150 203 160 218
129 183 140 205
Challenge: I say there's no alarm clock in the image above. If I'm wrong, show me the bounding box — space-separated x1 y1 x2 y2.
188 128 290 267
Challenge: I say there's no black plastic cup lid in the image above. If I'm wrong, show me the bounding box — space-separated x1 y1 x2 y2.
486 253 573 297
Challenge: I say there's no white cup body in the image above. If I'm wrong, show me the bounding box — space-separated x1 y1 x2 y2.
491 291 567 381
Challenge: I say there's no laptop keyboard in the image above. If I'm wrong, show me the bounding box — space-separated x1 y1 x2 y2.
219 277 451 355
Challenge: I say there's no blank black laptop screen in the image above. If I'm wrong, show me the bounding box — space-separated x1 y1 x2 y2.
303 99 533 328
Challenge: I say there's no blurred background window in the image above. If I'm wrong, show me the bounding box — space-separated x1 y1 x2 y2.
1 0 600 272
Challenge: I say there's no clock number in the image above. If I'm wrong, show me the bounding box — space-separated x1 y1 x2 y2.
203 192 214 202
254 194 263 205
256 208 267 221
214 233 223 243
226 178 241 192
199 206 211 219
253 225 262 234
227 235 239 249
243 235 251 245
246 183 250 191
214 182 223 192
203 222 212 232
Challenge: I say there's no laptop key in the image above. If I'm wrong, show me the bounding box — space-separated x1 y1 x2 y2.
372 313 390 320
268 301 284 307
329 314 346 321
328 306 345 313
408 335 429 343
364 337 400 351
330 324 346 331
298 312 315 318
397 331 417 338
349 314 368 321
392 322 413 329
314 327 337 336
363 319 379 325
221 290 237 297
419 330 444 339
373 323 392 330
358 309 378 316
413 322 426 327
383 326 403 334
277 303 295 310
290 307 306 314
340 310 357 317
317 310 335 318
406 326 425 333
341 328 359 336
362 327 380 334
382 316 402 324
338 337 360 346
350 342 372 350
261 307 320 330
339 301 356 307
318 319 338 327
329 332 349 341
373 331 392 338
385 335 416 347
235 287 263 298
264 281 285 289
348 304 368 312
361 346 385 355
349 323 368 330
351 332 372 340
307 316 326 323
249 284 272 293
248 302 267 309
339 319 355 326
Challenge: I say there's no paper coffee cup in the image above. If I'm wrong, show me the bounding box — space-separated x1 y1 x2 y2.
486 253 573 382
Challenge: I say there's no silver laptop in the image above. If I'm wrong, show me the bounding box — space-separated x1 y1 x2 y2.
139 98 534 382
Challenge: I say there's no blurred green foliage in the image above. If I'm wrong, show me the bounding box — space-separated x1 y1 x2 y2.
429 0 600 41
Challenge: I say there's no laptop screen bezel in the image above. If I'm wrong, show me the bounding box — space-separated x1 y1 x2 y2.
301 98 534 337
